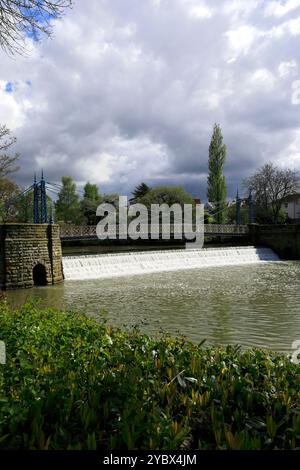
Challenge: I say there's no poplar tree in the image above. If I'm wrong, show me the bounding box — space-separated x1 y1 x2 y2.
55 176 82 224
207 124 227 224
81 182 102 225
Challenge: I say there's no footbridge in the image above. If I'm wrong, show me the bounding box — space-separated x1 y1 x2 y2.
59 224 249 241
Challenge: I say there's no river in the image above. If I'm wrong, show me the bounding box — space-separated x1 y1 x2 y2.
7 259 300 354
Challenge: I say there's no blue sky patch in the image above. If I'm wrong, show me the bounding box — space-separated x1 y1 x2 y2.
5 82 13 93
21 7 56 41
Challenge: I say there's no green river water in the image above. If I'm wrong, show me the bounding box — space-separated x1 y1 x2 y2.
7 260 300 354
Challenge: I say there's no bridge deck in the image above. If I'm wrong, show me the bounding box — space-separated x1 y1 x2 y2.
60 224 249 240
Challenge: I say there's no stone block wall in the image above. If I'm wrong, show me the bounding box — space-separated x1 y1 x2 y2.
0 224 63 290
249 224 300 259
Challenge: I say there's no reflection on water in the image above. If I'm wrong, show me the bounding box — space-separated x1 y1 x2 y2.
7 261 300 353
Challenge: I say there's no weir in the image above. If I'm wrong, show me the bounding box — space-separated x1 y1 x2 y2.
62 246 280 281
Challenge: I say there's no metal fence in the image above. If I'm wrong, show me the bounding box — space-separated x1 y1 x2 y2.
60 224 249 239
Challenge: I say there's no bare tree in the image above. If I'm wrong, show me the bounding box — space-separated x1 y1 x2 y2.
244 162 300 223
0 0 72 55
0 177 20 221
0 124 19 177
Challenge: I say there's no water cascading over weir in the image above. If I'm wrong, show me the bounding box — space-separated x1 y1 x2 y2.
62 246 280 281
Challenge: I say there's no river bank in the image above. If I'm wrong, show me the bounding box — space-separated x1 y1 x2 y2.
0 301 299 450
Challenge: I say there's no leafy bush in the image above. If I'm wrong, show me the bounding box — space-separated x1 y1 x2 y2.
0 301 299 450
138 186 195 207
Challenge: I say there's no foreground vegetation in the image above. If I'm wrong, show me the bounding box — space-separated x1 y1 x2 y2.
0 301 299 450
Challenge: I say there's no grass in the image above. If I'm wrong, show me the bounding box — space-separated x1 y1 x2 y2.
0 300 299 450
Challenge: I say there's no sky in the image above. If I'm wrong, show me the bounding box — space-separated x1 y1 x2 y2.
0 0 300 200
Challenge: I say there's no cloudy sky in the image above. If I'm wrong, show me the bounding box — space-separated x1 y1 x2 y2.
1 0 300 200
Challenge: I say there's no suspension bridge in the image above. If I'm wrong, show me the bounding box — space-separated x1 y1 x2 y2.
13 173 254 240
1 175 298 290
59 223 249 240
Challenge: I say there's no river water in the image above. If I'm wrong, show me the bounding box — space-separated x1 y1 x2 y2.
7 259 300 353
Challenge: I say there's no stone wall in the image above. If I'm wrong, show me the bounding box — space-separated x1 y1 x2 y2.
0 224 63 290
249 224 300 259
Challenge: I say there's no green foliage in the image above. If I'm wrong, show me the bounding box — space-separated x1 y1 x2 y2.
254 205 288 225
81 183 102 225
139 186 195 207
83 182 100 201
0 178 20 222
101 193 120 206
204 211 216 224
14 190 53 223
131 182 151 203
0 185 54 224
227 205 249 225
0 302 299 450
277 209 288 224
55 176 83 225
207 124 227 224
15 191 35 223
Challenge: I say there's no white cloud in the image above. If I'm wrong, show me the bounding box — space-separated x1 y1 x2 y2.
291 80 300 104
223 0 260 18
73 137 170 186
278 130 300 168
266 16 300 38
0 81 28 129
225 25 261 61
278 60 298 77
249 69 276 91
265 0 300 18
188 3 214 19
0 0 299 198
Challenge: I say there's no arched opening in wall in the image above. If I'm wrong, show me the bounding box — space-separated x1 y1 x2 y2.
33 264 47 286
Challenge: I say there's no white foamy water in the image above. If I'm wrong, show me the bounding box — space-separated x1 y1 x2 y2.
62 246 280 281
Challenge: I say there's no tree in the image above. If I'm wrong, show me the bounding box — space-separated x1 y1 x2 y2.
55 176 82 224
138 186 196 230
0 178 20 221
0 125 19 178
0 124 20 221
0 0 72 55
139 186 195 207
102 193 120 206
81 182 102 225
227 204 249 225
14 189 53 223
207 124 227 224
244 163 299 224
83 182 100 201
131 182 151 203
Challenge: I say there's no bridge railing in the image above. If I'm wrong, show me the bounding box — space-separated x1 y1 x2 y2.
59 224 249 239
204 224 248 234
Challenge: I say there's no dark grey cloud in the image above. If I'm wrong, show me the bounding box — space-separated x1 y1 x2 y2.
0 0 299 200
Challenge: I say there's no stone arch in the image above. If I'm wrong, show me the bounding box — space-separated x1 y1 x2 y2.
33 263 47 286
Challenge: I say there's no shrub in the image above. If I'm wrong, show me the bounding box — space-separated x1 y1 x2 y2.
0 301 299 450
